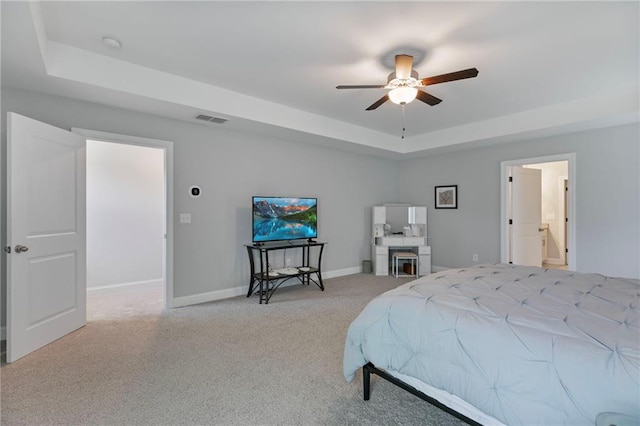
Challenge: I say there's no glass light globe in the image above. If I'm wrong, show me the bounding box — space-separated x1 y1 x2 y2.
388 87 418 105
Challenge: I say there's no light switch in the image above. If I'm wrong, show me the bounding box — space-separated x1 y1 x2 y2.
180 213 192 224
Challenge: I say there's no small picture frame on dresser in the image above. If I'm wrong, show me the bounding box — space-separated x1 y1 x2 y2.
435 185 457 209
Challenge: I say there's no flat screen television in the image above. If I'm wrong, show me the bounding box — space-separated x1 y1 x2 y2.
252 196 317 243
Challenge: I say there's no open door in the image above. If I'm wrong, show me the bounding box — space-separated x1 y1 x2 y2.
6 113 86 363
511 166 542 267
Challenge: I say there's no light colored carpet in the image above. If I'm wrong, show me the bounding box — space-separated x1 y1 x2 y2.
1 274 466 425
87 280 165 320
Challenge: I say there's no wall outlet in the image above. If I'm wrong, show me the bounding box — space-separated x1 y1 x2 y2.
180 213 191 224
285 258 292 266
472 253 479 262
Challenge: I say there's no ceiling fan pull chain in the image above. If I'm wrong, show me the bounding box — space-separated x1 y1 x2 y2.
401 105 405 139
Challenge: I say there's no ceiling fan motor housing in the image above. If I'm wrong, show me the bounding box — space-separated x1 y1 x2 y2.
386 70 420 89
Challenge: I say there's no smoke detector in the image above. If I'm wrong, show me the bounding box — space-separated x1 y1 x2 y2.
102 37 122 50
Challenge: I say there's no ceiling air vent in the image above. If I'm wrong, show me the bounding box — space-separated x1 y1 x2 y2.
195 114 228 124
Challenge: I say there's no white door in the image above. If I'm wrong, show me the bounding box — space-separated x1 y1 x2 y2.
511 166 542 267
7 113 86 363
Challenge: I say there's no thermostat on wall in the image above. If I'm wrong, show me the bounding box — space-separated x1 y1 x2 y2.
189 185 202 198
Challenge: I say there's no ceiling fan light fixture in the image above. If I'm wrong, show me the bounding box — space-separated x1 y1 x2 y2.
388 87 418 105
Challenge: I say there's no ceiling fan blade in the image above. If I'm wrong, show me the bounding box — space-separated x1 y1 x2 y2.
395 54 414 80
421 68 479 86
366 94 389 111
416 90 442 106
336 84 386 89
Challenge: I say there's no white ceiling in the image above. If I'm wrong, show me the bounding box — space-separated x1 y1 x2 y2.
2 1 638 158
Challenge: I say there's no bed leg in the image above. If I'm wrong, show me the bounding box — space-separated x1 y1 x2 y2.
363 362 372 401
361 362 482 426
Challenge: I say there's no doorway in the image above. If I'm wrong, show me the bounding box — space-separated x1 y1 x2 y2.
73 128 174 312
500 153 576 270
86 140 164 319
4 114 174 363
523 161 568 269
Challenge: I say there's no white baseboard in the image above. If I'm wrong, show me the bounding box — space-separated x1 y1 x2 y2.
170 285 248 308
323 266 362 279
170 266 362 308
543 258 565 265
431 265 449 273
87 278 163 291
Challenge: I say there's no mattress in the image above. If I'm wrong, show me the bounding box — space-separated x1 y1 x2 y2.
343 264 640 425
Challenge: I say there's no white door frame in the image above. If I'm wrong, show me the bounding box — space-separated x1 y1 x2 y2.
557 175 568 265
500 153 576 270
72 128 175 308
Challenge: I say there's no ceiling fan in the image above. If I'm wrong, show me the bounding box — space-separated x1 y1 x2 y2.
336 54 479 110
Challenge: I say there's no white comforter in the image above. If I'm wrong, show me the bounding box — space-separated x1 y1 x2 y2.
344 264 640 425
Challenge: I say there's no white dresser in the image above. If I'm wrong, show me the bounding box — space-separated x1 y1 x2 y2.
372 205 431 276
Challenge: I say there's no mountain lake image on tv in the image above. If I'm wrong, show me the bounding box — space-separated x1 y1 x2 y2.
252 196 317 243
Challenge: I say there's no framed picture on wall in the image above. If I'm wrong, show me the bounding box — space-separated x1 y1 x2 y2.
435 185 458 209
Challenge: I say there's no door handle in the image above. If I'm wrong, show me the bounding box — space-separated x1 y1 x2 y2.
15 245 29 253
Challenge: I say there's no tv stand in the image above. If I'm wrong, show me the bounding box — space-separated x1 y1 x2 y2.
245 241 326 304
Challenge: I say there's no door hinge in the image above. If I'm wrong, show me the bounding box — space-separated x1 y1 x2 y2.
509 219 513 225
508 176 513 182
566 248 568 253
4 246 11 253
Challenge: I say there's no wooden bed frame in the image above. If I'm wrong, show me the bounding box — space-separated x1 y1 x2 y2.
363 362 481 426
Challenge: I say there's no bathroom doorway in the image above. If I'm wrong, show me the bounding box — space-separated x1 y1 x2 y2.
500 153 576 270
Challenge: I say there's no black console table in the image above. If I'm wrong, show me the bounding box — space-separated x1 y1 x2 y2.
245 241 326 304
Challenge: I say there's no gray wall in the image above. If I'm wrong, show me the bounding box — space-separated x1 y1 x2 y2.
396 123 640 279
1 88 398 308
2 87 638 327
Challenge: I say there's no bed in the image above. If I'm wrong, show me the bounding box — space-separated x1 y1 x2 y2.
344 264 640 425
